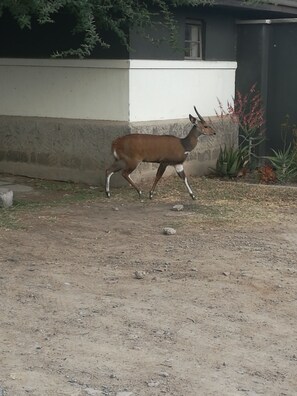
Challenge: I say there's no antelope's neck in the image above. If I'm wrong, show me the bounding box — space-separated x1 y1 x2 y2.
181 126 202 152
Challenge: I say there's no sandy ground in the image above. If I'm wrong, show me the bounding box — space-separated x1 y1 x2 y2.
0 176 297 396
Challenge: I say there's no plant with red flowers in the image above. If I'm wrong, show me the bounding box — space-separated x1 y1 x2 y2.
216 83 266 170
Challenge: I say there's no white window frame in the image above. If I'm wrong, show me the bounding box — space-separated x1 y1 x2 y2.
185 20 203 60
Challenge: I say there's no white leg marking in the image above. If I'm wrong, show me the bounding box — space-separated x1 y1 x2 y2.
106 172 114 192
184 177 193 195
175 164 193 194
127 174 142 196
175 164 184 173
113 149 119 160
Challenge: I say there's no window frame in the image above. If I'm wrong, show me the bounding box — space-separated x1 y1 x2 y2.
184 19 203 60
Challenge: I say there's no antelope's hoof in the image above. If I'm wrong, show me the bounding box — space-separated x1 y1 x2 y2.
149 192 153 199
106 192 111 198
190 194 196 200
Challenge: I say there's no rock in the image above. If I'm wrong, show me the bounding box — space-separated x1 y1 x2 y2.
116 392 133 396
162 358 174 367
134 271 145 279
222 271 230 276
163 227 176 235
85 388 103 395
146 380 160 387
159 371 169 377
171 204 184 211
0 188 13 208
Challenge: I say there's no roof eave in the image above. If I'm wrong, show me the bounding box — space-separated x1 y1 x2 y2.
212 0 297 15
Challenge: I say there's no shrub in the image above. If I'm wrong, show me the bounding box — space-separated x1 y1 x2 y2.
216 83 266 171
264 115 297 183
215 145 248 178
266 145 297 183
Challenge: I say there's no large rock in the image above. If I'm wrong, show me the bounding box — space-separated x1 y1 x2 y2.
0 188 13 208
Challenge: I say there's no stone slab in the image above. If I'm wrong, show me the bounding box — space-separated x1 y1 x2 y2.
0 188 13 208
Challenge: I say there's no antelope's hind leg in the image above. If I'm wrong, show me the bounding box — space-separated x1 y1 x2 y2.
105 160 125 198
175 164 196 200
106 158 142 199
121 166 142 198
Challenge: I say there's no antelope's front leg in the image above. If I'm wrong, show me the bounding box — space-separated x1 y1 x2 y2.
149 163 167 199
175 164 196 200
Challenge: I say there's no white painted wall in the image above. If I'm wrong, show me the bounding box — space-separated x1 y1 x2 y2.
0 59 130 121
0 58 236 122
128 60 237 122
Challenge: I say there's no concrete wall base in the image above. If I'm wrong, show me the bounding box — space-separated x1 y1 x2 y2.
0 115 237 186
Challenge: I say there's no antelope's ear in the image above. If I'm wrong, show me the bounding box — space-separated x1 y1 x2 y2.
189 114 196 124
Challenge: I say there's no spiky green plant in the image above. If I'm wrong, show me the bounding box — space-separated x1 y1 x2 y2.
215 145 248 178
266 144 297 183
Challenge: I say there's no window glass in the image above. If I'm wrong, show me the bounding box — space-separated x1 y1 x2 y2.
185 21 202 59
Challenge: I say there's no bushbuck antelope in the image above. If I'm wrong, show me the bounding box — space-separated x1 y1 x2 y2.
105 107 215 199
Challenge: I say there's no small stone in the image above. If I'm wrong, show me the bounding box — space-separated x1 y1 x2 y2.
85 388 103 395
163 227 176 235
222 271 230 276
146 380 160 387
116 392 133 396
134 271 145 279
159 371 169 377
162 359 173 367
0 188 13 208
171 204 184 211
113 207 119 211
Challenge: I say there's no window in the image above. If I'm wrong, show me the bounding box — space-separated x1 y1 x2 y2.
185 20 203 59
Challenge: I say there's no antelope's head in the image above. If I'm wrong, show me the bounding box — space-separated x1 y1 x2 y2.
189 106 216 136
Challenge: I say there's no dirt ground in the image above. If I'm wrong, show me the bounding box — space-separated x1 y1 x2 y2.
1 175 297 396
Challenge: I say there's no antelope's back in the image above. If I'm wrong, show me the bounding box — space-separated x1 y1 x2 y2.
112 134 186 163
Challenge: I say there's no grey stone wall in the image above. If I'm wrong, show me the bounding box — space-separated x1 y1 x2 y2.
0 115 237 186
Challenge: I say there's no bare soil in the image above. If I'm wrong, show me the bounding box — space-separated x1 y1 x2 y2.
1 176 297 396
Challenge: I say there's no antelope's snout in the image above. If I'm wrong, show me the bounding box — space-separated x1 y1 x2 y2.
203 125 216 136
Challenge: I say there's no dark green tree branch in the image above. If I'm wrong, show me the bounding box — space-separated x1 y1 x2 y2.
0 0 266 58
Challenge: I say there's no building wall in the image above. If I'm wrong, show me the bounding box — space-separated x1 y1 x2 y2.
0 7 237 61
0 58 237 122
129 11 237 61
267 23 297 151
0 116 129 185
0 115 237 186
0 59 130 121
236 21 297 154
128 60 236 122
0 57 237 185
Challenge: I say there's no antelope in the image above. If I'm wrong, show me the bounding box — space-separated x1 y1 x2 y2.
105 107 215 200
